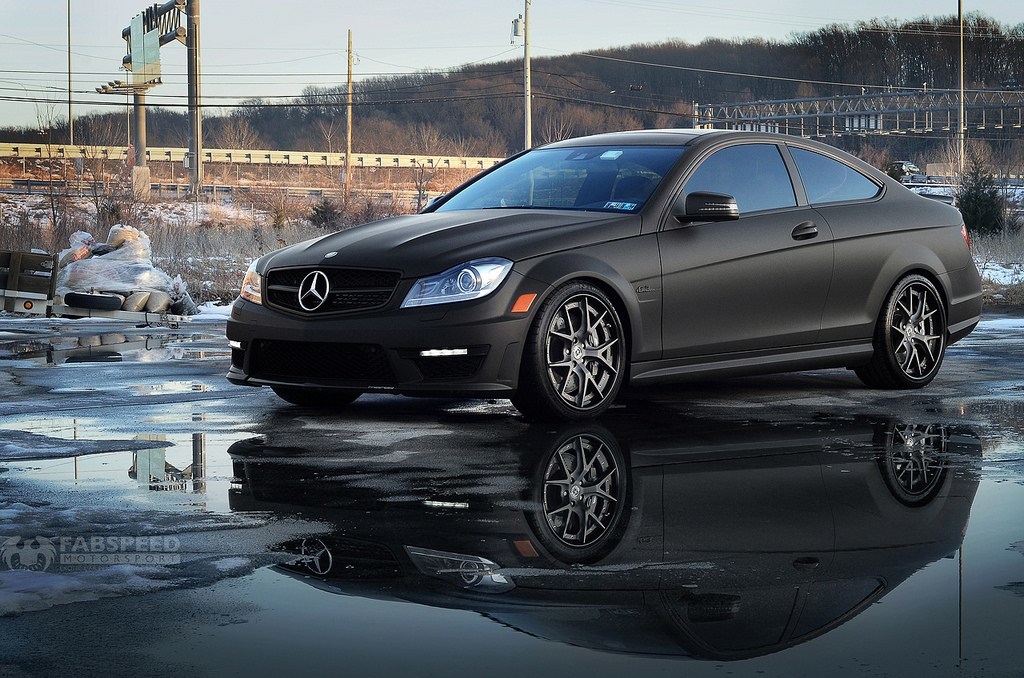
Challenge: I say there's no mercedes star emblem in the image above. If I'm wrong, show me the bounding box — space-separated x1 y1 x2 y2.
297 270 330 311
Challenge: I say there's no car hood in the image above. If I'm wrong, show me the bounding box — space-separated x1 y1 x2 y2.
262 209 640 277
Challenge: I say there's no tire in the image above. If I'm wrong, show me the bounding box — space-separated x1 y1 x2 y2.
855 274 947 389
63 291 124 311
512 281 627 421
526 427 630 564
271 386 361 408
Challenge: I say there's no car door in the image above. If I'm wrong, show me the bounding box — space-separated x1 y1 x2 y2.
658 142 835 359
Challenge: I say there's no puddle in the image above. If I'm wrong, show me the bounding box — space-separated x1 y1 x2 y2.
0 332 226 365
0 310 1022 676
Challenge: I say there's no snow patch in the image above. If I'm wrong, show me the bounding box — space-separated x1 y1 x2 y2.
211 557 251 572
977 261 1024 286
0 429 172 461
979 317 1024 331
0 565 176 616
196 302 232 318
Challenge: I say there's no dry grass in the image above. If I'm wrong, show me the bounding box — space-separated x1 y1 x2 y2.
147 219 324 304
0 166 426 302
972 231 1024 307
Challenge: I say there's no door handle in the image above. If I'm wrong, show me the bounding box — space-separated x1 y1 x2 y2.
791 221 819 240
792 557 820 572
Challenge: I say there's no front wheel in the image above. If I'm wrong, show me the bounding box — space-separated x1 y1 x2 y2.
512 282 626 420
271 386 361 408
855 274 947 389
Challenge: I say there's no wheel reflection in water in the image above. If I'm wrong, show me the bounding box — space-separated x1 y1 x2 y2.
541 433 621 548
881 423 948 506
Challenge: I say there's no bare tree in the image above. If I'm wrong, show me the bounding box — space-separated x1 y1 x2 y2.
539 111 576 145
215 116 263 150
314 117 342 154
34 104 79 251
412 159 439 211
412 124 450 155
76 114 126 227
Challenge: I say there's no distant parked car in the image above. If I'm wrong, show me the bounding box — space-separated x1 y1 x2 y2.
226 129 982 420
888 159 922 176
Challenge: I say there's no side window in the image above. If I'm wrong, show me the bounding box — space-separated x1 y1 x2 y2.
684 144 796 214
790 147 881 204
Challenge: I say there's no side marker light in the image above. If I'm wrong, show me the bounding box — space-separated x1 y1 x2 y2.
511 293 537 314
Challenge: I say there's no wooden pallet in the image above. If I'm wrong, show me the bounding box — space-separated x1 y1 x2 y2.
0 250 57 315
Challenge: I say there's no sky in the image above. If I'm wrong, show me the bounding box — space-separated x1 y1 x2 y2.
1 0 1023 131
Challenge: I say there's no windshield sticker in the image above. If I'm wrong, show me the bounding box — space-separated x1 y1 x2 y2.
600 150 624 160
603 201 637 211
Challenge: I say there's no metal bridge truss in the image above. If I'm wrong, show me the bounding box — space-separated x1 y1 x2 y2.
693 89 1024 137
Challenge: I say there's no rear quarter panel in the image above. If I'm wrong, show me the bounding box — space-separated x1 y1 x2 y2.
815 188 977 344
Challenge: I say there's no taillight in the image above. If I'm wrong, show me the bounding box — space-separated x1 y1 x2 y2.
961 224 970 249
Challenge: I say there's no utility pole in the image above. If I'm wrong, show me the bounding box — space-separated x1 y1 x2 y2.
958 0 965 176
523 0 532 150
346 29 353 210
186 0 203 197
67 0 73 146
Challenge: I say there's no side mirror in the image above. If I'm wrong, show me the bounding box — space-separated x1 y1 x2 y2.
673 191 740 223
422 194 446 212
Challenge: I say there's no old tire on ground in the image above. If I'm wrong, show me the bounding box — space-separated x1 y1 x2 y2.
512 281 626 421
271 386 361 408
63 291 125 311
855 274 947 389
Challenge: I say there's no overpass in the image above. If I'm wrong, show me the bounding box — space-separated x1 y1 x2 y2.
0 143 504 171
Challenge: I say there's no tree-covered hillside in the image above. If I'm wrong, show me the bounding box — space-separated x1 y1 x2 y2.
3 12 1021 160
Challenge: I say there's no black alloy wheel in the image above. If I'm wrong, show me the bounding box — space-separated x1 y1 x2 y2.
513 282 626 420
856 274 947 389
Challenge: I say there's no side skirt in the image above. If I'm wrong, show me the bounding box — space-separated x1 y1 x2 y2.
629 342 875 385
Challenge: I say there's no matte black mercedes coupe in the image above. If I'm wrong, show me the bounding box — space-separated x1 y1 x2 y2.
226 129 982 419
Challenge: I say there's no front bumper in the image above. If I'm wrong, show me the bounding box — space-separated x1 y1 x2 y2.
226 272 541 396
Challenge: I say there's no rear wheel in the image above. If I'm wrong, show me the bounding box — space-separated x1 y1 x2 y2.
855 274 946 389
512 282 626 420
271 386 361 408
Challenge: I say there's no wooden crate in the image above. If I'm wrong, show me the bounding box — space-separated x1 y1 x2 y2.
0 250 58 315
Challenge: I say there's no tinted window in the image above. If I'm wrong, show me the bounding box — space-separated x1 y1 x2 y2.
791 147 881 204
436 146 685 213
684 144 796 214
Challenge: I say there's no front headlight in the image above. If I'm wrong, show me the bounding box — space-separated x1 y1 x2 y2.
404 546 515 593
239 260 262 305
401 257 513 308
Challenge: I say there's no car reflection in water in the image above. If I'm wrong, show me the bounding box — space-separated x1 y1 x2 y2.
228 414 980 661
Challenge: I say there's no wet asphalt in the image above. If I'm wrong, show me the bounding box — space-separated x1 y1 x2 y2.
0 311 1021 677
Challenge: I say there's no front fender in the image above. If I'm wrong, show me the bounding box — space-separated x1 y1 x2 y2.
516 237 663 362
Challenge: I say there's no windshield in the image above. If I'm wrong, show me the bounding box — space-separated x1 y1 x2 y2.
435 145 685 213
